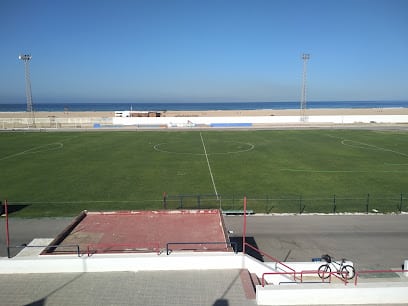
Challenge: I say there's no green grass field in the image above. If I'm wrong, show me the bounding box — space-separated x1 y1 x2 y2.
1 129 407 216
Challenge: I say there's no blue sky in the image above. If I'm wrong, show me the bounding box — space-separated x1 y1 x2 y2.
0 0 407 103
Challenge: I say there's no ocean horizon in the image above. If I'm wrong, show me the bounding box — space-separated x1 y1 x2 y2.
0 101 407 112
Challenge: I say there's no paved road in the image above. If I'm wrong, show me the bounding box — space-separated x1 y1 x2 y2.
1 214 408 270
224 214 408 270
0 217 72 257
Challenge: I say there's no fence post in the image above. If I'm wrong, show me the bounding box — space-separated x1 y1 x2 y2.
179 195 183 209
333 194 336 214
400 193 403 213
265 194 269 214
163 192 167 209
366 193 370 214
197 194 201 209
299 195 302 214
219 194 222 210
232 194 235 210
5 200 10 258
243 196 247 254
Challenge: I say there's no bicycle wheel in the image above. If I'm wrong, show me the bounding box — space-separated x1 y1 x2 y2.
341 265 355 280
318 264 331 279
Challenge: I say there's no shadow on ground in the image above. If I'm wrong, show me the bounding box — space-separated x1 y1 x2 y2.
229 236 263 262
1 203 29 215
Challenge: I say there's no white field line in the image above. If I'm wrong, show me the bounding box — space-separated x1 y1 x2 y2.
200 132 219 199
0 142 63 162
341 139 408 158
326 134 408 158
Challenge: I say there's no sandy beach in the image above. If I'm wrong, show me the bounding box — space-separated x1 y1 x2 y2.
1 108 408 118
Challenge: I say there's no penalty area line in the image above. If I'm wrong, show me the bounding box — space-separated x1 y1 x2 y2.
200 132 219 199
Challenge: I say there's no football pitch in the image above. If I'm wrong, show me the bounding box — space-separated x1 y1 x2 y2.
1 129 407 217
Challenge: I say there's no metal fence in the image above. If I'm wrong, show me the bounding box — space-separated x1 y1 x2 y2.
163 193 408 214
3 193 407 217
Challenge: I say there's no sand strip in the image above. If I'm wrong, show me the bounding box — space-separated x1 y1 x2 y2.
1 108 407 118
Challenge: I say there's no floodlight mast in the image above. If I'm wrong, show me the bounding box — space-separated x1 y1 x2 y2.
300 53 310 122
19 54 35 127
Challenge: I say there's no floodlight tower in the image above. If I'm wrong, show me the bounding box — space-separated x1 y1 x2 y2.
19 54 36 127
300 53 310 121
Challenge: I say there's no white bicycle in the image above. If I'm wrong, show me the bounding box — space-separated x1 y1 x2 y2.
317 254 355 280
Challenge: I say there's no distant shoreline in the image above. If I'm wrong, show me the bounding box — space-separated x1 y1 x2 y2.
1 101 408 113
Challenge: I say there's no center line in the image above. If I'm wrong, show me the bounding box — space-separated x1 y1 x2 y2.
200 132 219 199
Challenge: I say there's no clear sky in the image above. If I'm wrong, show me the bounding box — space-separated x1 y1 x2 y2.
0 0 407 103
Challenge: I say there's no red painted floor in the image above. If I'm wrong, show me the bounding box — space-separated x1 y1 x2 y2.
51 210 230 255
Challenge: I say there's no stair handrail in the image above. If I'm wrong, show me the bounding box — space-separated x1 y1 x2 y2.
244 242 297 280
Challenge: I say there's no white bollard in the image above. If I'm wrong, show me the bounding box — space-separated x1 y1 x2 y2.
404 260 408 277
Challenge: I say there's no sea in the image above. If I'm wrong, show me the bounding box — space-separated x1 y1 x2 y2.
0 101 407 112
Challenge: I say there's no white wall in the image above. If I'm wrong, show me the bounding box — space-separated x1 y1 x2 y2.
112 115 408 126
2 251 407 305
0 250 334 281
256 282 408 305
0 252 243 274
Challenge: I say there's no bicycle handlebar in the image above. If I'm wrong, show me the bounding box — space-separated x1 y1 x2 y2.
321 254 348 264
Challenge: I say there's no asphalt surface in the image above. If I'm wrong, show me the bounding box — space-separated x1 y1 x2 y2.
224 214 408 270
0 217 71 257
1 214 407 270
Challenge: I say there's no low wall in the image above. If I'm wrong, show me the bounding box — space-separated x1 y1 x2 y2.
256 282 408 305
0 252 244 274
112 115 408 126
2 247 407 305
0 117 112 129
1 115 407 129
0 248 320 283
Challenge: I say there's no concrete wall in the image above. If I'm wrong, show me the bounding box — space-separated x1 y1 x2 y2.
0 117 113 129
0 252 243 274
112 115 408 126
256 282 408 305
2 115 407 129
0 250 333 284
1 249 407 305
0 250 351 285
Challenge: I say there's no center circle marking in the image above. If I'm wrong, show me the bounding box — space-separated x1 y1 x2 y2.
153 141 255 155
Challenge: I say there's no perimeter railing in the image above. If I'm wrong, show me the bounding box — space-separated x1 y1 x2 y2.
87 242 161 256
166 241 238 255
8 244 81 257
163 193 407 214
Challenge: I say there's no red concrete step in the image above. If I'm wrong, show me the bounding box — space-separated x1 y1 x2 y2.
250 272 261 287
240 269 259 299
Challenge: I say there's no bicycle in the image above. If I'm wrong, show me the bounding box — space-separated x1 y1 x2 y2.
317 254 356 280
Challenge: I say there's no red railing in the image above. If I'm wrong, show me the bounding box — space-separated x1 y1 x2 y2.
261 269 408 287
244 242 298 281
299 270 330 284
354 269 408 285
87 242 160 256
301 269 349 285
262 270 350 286
242 196 298 282
262 271 296 286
